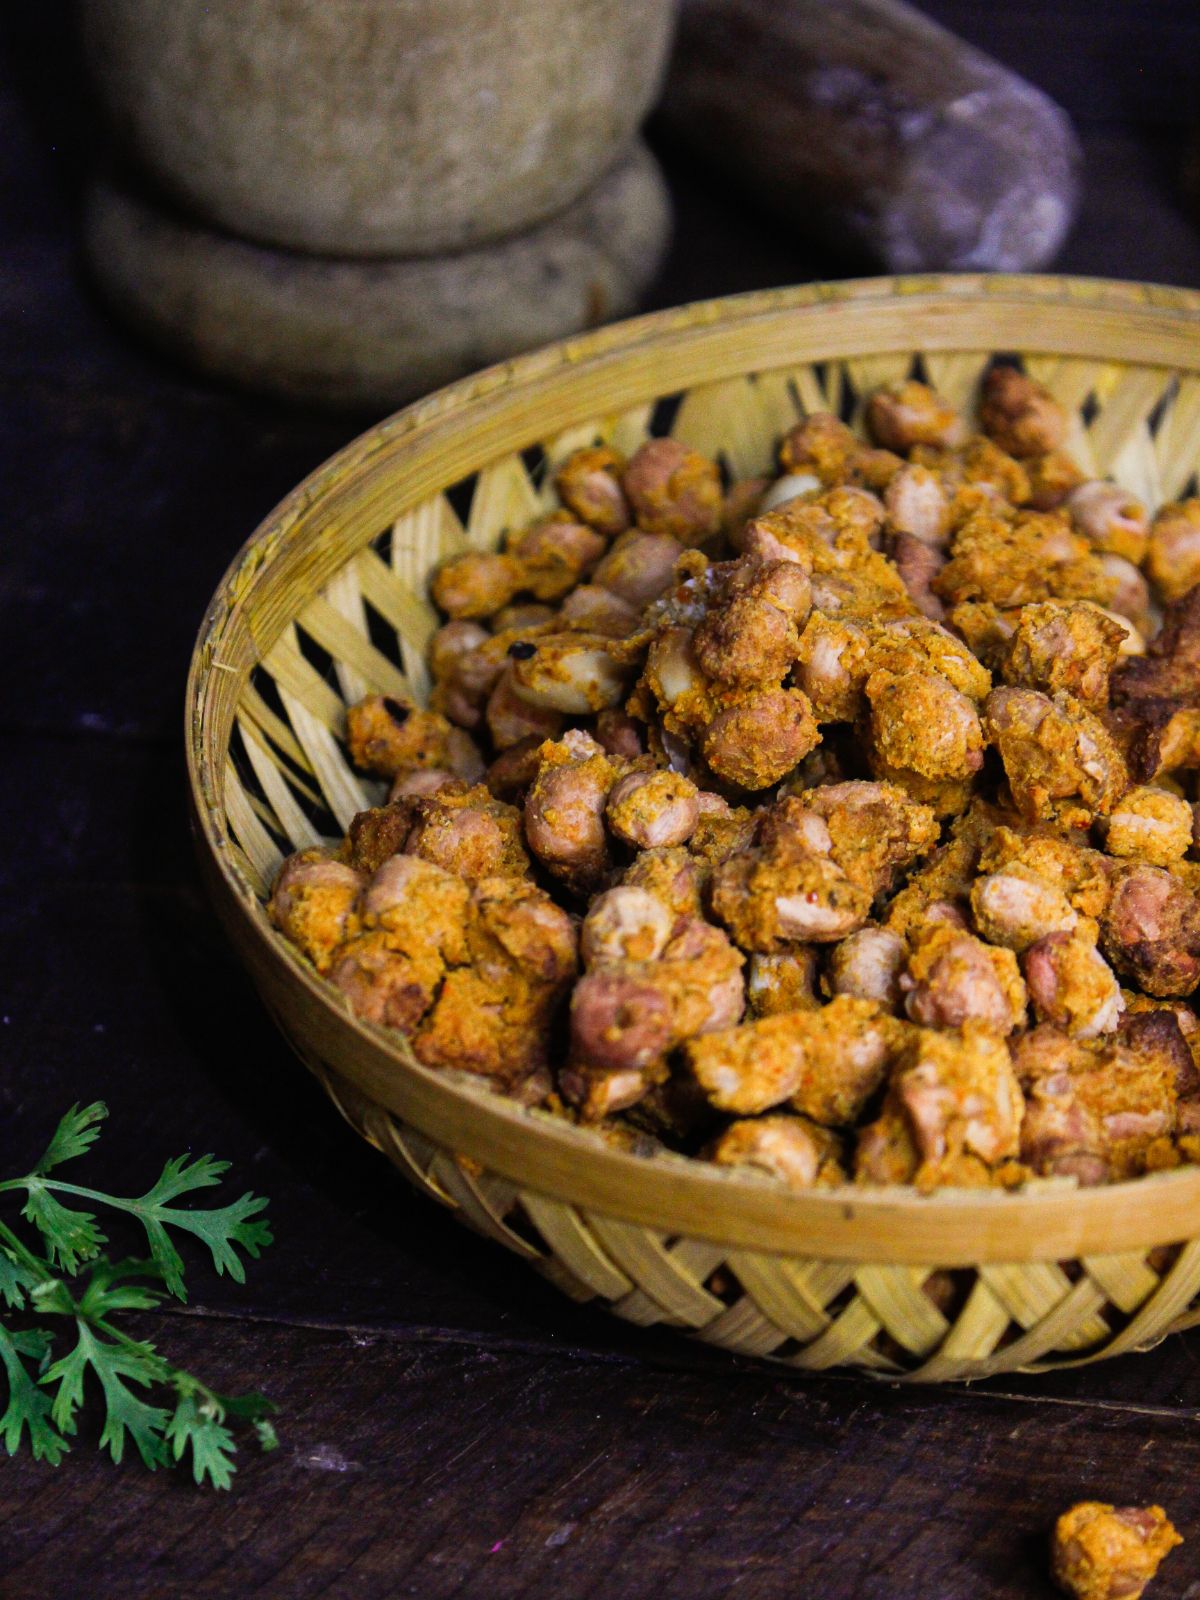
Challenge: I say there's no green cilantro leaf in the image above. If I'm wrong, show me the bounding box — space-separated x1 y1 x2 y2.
33 1103 108 1175
254 1418 280 1453
73 1256 165 1319
0 1324 67 1464
20 1185 106 1274
44 1321 171 1469
165 1393 238 1490
131 1154 273 1299
0 1249 41 1310
163 1382 276 1489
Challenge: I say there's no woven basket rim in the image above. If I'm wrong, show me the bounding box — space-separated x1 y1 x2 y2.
186 272 1200 1265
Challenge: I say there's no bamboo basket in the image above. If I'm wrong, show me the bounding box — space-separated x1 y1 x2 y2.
187 275 1200 1381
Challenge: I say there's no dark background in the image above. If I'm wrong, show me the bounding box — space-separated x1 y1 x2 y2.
4 4 1200 1597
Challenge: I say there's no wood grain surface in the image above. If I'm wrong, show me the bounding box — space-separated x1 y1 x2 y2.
4 4 1200 1596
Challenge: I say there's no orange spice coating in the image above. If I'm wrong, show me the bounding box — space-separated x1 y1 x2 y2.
1145 499 1200 603
692 559 812 688
686 996 905 1125
619 845 704 921
346 696 458 780
700 687 821 789
1016 1016 1185 1184
403 783 530 882
1024 448 1086 510
746 948 822 1017
866 381 969 453
1067 480 1150 564
707 1115 846 1189
605 768 700 850
711 829 871 953
856 1022 1024 1190
1104 785 1195 866
524 731 624 892
503 512 607 603
508 629 632 714
922 434 1033 507
1051 1501 1180 1600
554 445 631 538
900 919 1027 1036
935 509 1116 611
785 783 939 897
1000 601 1127 705
687 801 759 869
632 553 826 792
1022 923 1125 1040
568 914 744 1099
334 861 579 1090
779 412 904 489
984 687 1128 829
970 863 1079 952
269 850 365 973
864 666 985 805
327 855 471 1032
977 824 1113 920
794 613 872 722
622 438 723 545
430 550 524 619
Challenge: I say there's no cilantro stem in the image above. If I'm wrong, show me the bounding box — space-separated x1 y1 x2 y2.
0 1177 149 1209
0 1216 52 1279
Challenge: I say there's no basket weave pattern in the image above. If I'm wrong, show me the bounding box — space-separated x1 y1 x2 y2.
189 277 1200 1379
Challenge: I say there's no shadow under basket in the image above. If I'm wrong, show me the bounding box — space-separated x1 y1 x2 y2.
187 274 1200 1381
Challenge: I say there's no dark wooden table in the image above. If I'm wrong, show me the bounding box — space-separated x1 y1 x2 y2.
4 5 1200 1596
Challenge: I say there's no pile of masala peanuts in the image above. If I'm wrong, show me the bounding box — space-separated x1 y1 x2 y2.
269 364 1200 1197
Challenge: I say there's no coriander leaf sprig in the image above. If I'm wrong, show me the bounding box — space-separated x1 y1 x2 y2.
4 1102 272 1296
0 1103 277 1487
